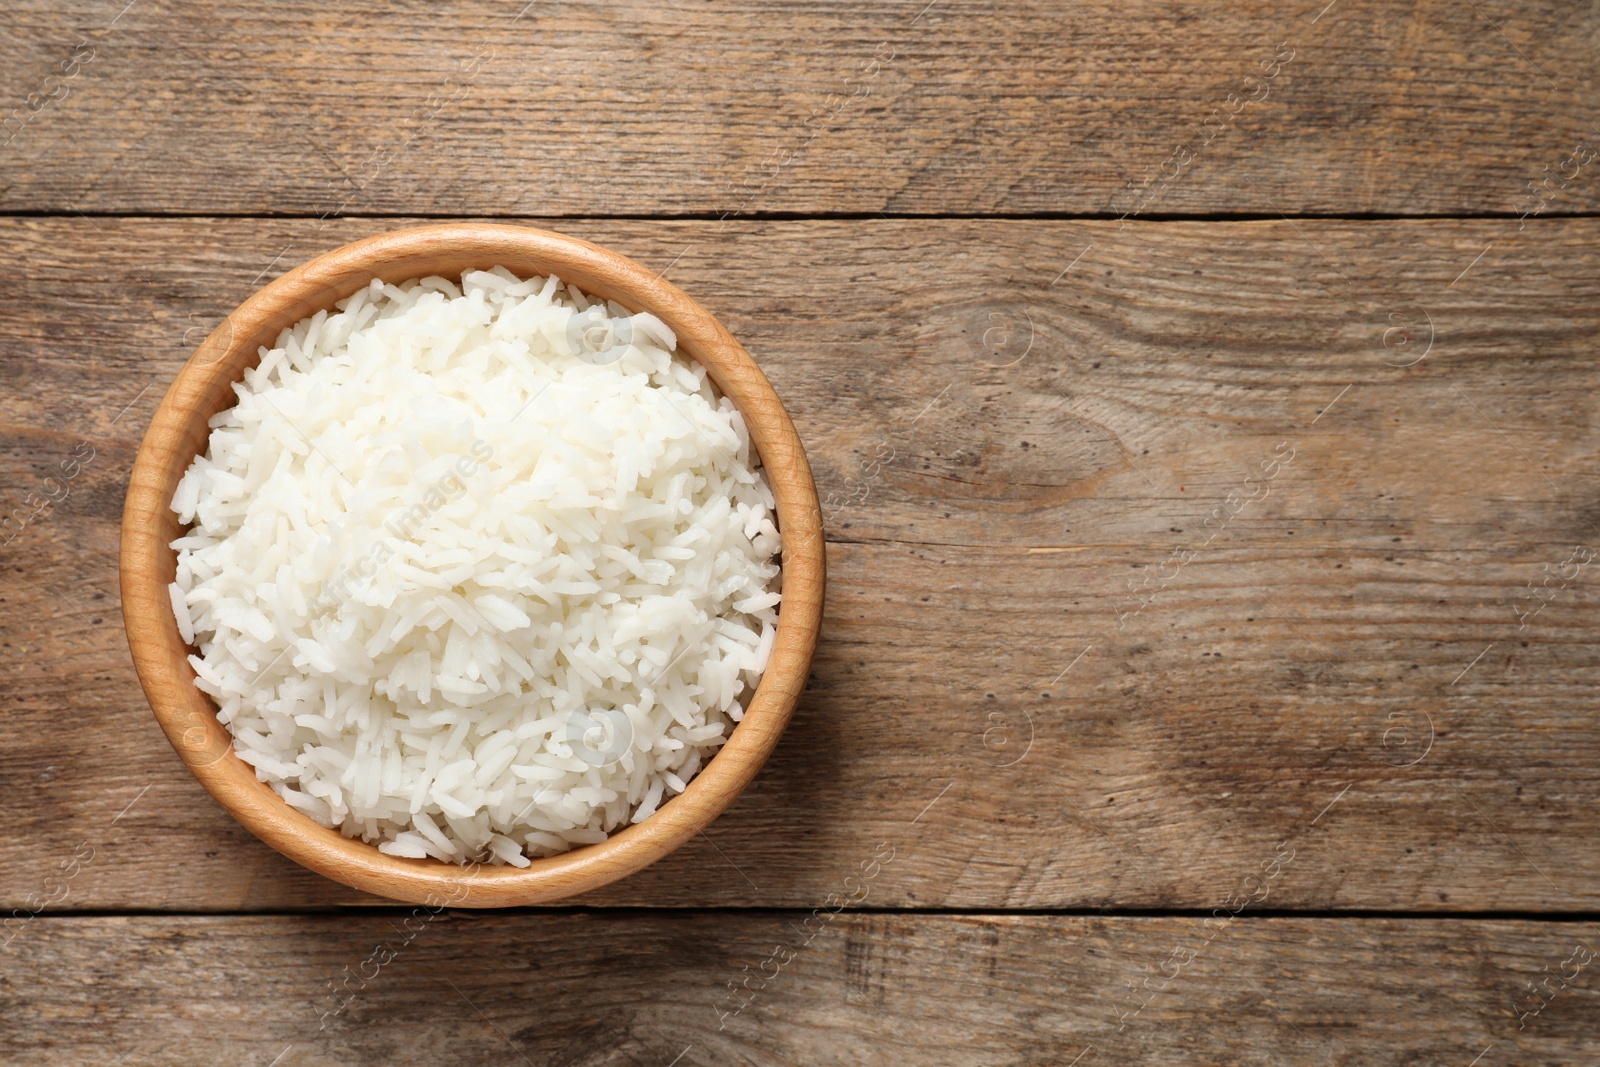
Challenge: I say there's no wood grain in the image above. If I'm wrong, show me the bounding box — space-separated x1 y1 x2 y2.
3 913 1598 1064
7 0 1597 1054
2 1 1599 217
3 217 1599 912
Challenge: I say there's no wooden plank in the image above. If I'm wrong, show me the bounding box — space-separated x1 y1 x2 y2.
3 1 1598 217
3 217 1600 912
2 913 1597 1063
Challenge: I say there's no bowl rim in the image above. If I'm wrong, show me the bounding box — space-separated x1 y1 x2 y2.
120 222 825 907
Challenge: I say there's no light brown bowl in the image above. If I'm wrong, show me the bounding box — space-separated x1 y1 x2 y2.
120 223 824 906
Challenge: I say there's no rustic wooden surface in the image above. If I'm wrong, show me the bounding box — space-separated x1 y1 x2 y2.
5 0 1600 1062
4 1 1600 218
4 914 1599 1065
4 215 1599 915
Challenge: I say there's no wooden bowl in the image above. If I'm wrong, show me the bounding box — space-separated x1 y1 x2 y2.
120 223 824 906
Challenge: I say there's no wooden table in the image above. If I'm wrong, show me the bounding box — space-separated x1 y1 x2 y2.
4 2 1599 1063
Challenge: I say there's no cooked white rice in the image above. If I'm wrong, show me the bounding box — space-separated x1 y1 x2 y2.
168 268 781 865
